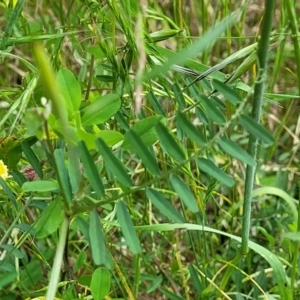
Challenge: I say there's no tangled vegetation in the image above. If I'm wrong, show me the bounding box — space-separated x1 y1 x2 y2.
0 0 299 299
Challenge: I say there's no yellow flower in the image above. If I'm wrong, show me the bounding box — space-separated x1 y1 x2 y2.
0 160 8 180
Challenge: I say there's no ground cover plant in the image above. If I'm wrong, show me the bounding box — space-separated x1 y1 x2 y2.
0 0 299 299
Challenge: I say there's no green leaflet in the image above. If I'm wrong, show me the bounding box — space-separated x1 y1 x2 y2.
169 174 199 213
197 157 235 187
146 188 185 223
117 201 142 254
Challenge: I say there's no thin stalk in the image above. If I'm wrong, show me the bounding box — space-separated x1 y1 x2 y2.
240 0 276 255
46 217 69 300
284 0 300 293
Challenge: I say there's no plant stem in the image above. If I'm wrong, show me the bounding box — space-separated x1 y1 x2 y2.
46 217 69 300
284 0 300 294
240 0 276 255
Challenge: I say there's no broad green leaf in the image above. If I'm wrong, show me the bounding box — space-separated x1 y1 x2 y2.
86 45 105 58
126 130 160 175
200 95 226 124
136 223 291 300
96 138 132 187
56 69 81 113
77 129 123 149
54 149 72 204
22 180 59 192
212 79 242 104
176 113 205 146
90 267 111 300
146 188 184 223
117 201 141 254
219 136 255 166
197 158 235 187
122 115 163 149
155 122 186 162
0 272 17 289
21 141 43 179
34 198 64 238
96 130 124 146
0 244 24 258
77 141 105 198
169 174 199 213
239 114 274 145
81 94 121 126
89 209 107 265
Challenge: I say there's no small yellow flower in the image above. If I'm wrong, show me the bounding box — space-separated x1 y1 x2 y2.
0 160 8 180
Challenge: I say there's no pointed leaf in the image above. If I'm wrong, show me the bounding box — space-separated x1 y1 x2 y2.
122 116 163 149
212 79 242 104
89 209 107 265
195 107 209 124
239 114 274 145
77 141 105 197
172 83 185 108
176 113 205 146
96 138 132 187
169 174 199 213
90 267 111 300
126 130 160 175
219 136 256 166
200 95 226 124
0 177 17 208
68 146 81 194
54 149 72 204
146 188 184 223
117 201 141 254
81 94 121 126
21 141 43 179
197 158 235 187
34 198 64 238
56 69 81 112
147 91 165 116
155 122 186 162
22 180 59 192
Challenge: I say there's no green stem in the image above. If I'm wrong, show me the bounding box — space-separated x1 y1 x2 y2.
46 217 69 300
284 0 300 294
240 0 276 255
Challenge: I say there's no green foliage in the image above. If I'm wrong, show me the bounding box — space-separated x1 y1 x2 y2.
0 0 298 299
